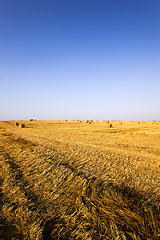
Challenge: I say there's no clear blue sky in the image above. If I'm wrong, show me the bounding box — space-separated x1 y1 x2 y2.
0 0 160 121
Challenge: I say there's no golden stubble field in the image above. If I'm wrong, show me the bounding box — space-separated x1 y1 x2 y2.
0 120 160 239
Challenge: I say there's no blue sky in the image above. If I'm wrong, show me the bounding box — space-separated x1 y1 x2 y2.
0 0 160 120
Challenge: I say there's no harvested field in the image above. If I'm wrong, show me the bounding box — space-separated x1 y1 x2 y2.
0 120 160 239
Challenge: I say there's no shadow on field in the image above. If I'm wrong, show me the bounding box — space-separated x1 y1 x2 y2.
8 136 37 149
2 150 70 239
42 217 70 240
0 178 23 240
0 217 23 240
4 153 46 212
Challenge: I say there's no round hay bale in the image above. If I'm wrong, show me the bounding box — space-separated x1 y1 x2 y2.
15 122 19 126
88 121 91 124
107 123 112 128
30 119 33 121
19 123 25 128
86 120 89 123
